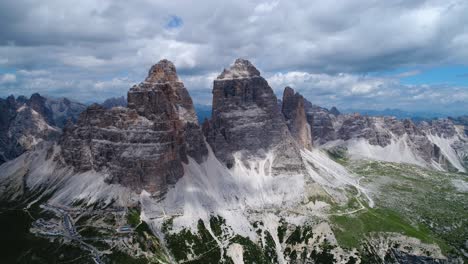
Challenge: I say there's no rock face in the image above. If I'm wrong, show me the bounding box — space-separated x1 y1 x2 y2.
281 87 312 150
127 59 207 163
28 93 56 126
0 94 78 164
419 119 457 138
44 97 87 128
101 96 127 109
304 101 337 144
329 106 340 116
419 119 468 171
60 59 207 195
337 115 438 161
203 59 303 174
308 108 467 171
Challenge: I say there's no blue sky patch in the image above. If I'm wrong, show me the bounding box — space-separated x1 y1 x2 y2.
371 65 468 86
166 15 183 29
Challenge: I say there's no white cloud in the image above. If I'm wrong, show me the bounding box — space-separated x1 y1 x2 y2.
62 55 108 68
0 73 16 84
94 77 134 91
394 70 422 78
254 1 279 13
266 70 468 114
17 69 49 77
0 0 467 114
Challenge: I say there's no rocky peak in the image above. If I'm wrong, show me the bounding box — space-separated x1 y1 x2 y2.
128 59 199 125
217 58 261 80
303 98 337 144
6 95 17 106
330 106 340 116
60 60 207 196
402 119 421 135
145 59 180 83
27 93 55 126
281 87 312 150
204 59 303 174
101 96 127 109
420 119 457 138
282 86 295 99
0 94 61 164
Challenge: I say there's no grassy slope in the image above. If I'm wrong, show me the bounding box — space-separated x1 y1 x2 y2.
327 151 468 259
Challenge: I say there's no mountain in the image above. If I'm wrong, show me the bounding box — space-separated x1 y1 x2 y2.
341 108 447 121
100 96 127 109
0 59 466 263
0 93 86 165
202 59 304 173
60 59 207 195
308 105 468 172
281 86 313 150
44 96 87 127
449 115 468 126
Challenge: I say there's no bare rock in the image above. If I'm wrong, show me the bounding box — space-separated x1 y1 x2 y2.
203 59 303 174
281 87 313 150
60 59 207 195
304 101 337 144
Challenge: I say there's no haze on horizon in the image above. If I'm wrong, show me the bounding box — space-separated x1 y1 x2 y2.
0 0 467 116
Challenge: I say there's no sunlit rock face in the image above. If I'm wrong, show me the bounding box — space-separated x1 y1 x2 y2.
203 58 304 174
281 86 313 150
60 59 207 196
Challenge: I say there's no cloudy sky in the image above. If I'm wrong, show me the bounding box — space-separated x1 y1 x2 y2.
1 0 468 115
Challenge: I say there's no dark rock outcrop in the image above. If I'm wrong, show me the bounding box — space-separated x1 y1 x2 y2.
203 59 303 174
60 59 207 195
330 106 340 116
281 87 312 150
28 93 55 126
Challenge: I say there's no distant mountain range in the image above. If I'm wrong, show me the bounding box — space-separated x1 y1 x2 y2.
341 108 449 121
194 105 468 124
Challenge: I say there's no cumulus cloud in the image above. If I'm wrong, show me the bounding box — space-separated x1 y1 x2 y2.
267 71 467 115
0 73 16 84
0 0 467 113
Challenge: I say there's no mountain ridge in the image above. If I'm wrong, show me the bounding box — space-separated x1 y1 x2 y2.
0 59 466 263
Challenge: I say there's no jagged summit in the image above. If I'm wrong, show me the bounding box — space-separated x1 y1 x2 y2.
217 58 261 80
330 106 340 116
144 59 180 83
204 59 304 173
281 87 313 150
60 60 207 195
283 86 296 98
